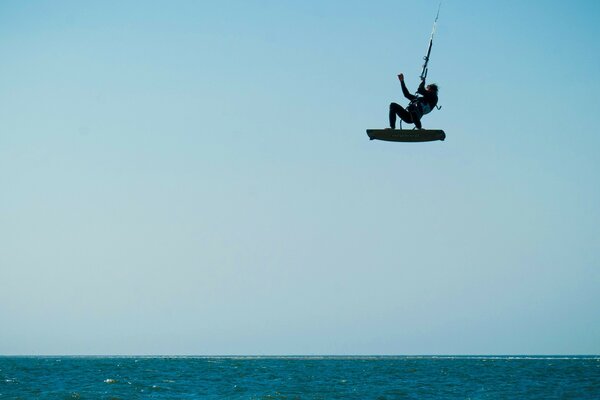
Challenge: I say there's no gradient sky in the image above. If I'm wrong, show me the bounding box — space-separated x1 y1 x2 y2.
1 0 599 355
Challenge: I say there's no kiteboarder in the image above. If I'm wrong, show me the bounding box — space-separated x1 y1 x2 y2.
389 73 439 130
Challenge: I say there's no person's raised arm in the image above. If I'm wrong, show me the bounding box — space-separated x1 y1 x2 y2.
398 73 416 101
417 79 427 95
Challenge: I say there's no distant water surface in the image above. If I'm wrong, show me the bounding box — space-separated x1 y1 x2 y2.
1 356 599 399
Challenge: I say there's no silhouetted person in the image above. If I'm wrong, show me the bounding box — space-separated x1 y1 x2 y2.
389 73 438 129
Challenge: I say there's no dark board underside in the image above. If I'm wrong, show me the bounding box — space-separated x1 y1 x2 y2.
366 129 446 142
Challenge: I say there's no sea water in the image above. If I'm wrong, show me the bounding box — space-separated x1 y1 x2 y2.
1 356 599 399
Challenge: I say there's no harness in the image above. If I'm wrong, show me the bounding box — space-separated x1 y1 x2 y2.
408 98 433 121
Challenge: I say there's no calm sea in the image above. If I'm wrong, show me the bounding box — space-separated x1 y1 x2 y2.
1 356 599 399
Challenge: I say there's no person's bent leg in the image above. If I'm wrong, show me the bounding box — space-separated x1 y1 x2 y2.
389 102 412 129
414 117 422 129
389 103 398 128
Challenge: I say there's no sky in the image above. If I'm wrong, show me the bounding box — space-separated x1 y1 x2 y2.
1 0 599 355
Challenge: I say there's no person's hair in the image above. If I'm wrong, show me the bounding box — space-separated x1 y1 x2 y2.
428 83 439 93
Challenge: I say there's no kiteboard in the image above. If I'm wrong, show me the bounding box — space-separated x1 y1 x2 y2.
366 129 445 142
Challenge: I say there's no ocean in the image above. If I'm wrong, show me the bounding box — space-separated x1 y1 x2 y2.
1 356 599 399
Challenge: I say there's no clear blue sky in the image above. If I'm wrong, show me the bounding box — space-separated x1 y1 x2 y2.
1 0 599 355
